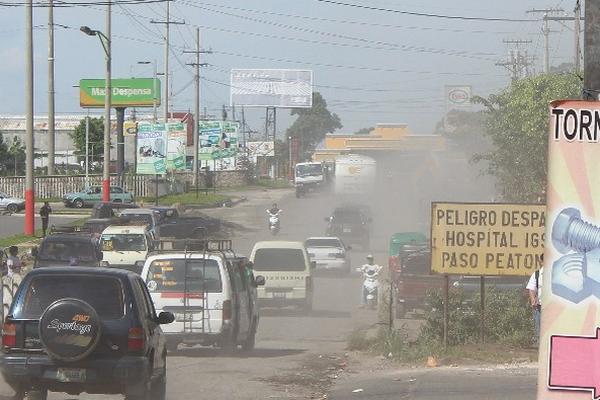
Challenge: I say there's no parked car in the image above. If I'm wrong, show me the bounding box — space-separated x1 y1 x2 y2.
0 267 174 399
32 231 103 268
63 185 134 208
0 192 25 213
142 240 263 352
305 237 351 275
325 205 371 248
250 241 315 311
100 225 155 274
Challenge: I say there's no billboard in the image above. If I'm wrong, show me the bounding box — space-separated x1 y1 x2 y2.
431 202 546 276
247 141 275 157
198 121 240 160
230 69 313 108
80 78 161 108
166 122 187 171
538 100 600 399
136 123 167 175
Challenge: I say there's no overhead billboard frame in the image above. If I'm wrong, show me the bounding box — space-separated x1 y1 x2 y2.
80 78 161 108
230 69 313 109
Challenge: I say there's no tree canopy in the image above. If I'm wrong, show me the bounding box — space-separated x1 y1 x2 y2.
69 117 105 164
474 73 582 202
286 92 342 158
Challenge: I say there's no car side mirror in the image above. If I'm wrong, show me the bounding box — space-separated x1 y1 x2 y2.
157 311 175 325
31 247 38 258
254 275 266 286
311 261 317 270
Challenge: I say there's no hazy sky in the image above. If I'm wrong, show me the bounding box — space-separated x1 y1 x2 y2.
0 0 577 136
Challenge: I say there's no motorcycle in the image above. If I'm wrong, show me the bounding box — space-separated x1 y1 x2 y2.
267 211 281 235
358 266 380 309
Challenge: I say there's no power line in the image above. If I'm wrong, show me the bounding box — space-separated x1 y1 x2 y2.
0 0 169 7
311 0 537 22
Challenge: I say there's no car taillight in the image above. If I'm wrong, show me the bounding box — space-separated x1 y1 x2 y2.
222 300 232 321
128 327 145 351
306 276 312 292
2 322 16 347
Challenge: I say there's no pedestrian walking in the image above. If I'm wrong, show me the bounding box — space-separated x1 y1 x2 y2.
39 201 52 237
527 266 543 344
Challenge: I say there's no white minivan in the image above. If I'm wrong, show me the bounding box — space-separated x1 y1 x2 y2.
250 241 315 311
141 251 261 351
100 225 154 273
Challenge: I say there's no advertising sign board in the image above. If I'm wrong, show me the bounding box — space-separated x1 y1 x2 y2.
230 69 313 108
430 202 546 276
247 141 275 157
80 78 161 108
538 100 600 400
198 120 239 160
136 123 167 175
166 122 187 171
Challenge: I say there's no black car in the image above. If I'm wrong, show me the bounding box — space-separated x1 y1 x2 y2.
0 267 174 399
325 206 371 248
32 232 103 268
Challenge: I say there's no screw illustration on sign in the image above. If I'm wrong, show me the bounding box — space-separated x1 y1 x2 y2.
539 100 600 400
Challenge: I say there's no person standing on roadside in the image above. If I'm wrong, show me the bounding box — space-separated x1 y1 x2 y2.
6 246 22 278
39 201 52 237
527 266 543 343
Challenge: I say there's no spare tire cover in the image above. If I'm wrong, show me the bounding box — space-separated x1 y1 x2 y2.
39 298 102 362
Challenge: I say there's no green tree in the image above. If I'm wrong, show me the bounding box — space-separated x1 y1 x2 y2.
474 73 582 202
69 117 105 165
0 134 11 176
7 136 25 176
354 127 373 135
434 110 491 155
286 92 342 158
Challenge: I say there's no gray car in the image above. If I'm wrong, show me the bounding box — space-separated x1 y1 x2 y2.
305 237 351 275
0 192 25 213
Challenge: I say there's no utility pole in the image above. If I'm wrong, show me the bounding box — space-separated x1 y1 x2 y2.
527 8 564 73
183 28 210 188
25 0 34 236
575 0 582 73
47 0 55 176
102 1 111 202
496 39 533 82
151 1 184 122
584 0 600 99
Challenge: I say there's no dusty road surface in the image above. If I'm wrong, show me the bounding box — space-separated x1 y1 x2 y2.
0 188 537 399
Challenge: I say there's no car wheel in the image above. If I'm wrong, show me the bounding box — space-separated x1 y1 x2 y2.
241 321 257 351
73 199 84 208
25 390 47 400
6 204 18 214
151 355 167 400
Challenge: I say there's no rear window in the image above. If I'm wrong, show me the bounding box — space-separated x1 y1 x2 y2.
146 259 222 293
253 248 307 272
332 210 362 224
101 234 147 251
39 240 96 262
305 239 342 248
15 276 124 319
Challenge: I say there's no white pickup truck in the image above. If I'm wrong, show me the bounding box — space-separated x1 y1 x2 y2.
294 162 325 198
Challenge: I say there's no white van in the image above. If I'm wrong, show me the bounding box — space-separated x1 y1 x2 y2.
100 225 154 273
250 241 315 310
141 251 261 351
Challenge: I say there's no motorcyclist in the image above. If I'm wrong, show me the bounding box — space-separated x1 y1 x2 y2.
359 254 382 307
266 203 282 228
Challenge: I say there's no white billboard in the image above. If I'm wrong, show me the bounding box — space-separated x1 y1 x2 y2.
230 69 313 108
445 85 472 112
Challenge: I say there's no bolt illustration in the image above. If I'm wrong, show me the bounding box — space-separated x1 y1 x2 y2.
552 252 588 304
552 208 600 254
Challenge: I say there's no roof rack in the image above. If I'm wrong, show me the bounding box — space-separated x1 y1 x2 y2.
152 239 233 253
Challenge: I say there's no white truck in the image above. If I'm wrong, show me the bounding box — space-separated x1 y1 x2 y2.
294 161 325 198
334 154 377 196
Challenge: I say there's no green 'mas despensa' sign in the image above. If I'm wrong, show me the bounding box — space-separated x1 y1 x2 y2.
80 78 161 108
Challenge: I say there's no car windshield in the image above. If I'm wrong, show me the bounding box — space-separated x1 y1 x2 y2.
101 234 147 252
38 239 97 262
296 164 323 177
332 210 362 223
122 214 153 227
253 248 306 271
146 259 222 293
306 238 342 248
15 276 124 319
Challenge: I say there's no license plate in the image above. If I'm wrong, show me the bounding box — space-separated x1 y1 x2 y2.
175 313 197 322
56 368 86 383
272 292 287 299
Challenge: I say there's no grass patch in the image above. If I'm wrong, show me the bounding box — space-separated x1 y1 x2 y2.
140 192 230 207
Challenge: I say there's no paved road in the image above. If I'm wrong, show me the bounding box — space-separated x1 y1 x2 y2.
0 186 537 399
0 215 82 239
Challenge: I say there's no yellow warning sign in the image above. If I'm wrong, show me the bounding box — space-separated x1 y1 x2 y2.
431 202 546 276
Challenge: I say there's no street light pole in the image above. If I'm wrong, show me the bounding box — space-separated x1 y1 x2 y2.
47 0 55 176
102 1 112 202
25 0 35 236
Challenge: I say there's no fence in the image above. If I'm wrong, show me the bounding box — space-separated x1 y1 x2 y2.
0 171 250 199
